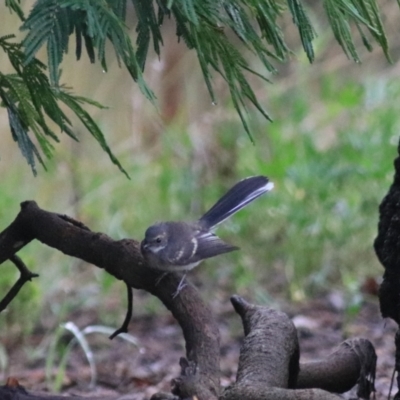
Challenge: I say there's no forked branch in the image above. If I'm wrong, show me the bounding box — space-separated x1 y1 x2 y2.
0 201 220 400
0 201 376 400
0 255 39 312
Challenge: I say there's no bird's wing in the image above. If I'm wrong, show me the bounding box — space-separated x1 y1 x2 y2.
193 232 238 260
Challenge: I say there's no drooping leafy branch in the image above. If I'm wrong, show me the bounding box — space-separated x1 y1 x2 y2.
1 0 395 174
20 0 155 101
0 35 128 177
323 0 390 62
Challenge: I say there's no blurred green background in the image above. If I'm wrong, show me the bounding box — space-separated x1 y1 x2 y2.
0 2 399 341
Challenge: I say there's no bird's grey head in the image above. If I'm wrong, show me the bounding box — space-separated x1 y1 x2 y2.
141 223 168 254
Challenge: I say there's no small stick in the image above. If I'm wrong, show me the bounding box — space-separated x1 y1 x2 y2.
109 281 133 340
0 255 39 312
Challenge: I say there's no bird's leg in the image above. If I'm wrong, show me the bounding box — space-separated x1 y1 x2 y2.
172 273 187 298
155 271 169 286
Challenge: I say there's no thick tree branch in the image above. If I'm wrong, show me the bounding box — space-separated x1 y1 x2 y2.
297 338 376 398
374 139 400 396
0 202 377 400
221 296 375 400
230 295 299 389
0 201 220 400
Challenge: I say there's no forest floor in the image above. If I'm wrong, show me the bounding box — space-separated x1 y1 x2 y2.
1 290 397 400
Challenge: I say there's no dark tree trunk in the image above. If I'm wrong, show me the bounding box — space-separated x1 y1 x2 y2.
374 140 400 396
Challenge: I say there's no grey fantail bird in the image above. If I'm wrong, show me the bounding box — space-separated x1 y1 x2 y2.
141 176 273 294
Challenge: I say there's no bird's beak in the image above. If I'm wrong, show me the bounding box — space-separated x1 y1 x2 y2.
141 241 149 250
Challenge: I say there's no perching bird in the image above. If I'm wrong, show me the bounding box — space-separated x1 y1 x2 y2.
141 176 273 295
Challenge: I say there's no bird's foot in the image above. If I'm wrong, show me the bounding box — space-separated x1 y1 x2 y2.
172 274 187 299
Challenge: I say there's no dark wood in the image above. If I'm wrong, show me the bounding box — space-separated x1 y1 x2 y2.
0 255 38 312
0 201 377 399
109 281 133 339
297 338 376 398
374 140 400 396
0 201 220 400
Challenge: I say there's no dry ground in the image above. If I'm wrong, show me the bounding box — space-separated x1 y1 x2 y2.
1 289 397 400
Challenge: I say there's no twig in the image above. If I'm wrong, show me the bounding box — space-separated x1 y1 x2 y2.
109 281 133 340
0 255 39 312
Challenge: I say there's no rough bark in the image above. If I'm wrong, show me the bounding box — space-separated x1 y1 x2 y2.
0 201 377 399
374 141 400 324
230 295 300 389
221 296 375 400
297 338 376 398
374 139 400 396
0 201 220 400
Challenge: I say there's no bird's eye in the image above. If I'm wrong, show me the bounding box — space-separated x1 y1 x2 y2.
155 237 162 243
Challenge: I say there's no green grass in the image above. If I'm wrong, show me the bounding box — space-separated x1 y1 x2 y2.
0 63 397 346
230 75 396 300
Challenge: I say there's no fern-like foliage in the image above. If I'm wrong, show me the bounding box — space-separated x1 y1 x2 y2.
19 0 391 136
21 0 155 101
0 35 128 177
5 0 24 20
0 0 394 173
323 0 390 62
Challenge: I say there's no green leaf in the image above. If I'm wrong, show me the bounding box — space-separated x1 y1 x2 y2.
287 0 316 63
21 0 156 100
5 0 25 20
0 35 122 175
7 0 395 148
323 0 360 62
133 0 163 69
352 0 391 61
0 87 42 175
57 90 130 179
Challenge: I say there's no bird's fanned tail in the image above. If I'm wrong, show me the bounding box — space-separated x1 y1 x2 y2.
198 176 274 229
